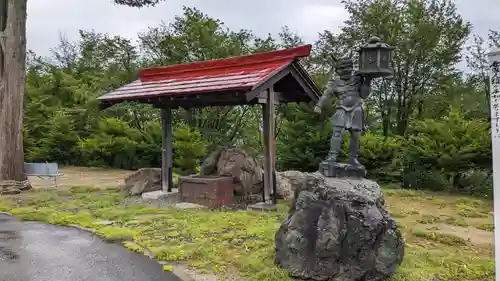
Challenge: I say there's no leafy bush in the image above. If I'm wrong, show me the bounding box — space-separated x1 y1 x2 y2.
77 118 206 173
173 123 207 175
355 132 406 183
77 118 144 169
276 103 334 172
25 110 80 164
403 109 492 195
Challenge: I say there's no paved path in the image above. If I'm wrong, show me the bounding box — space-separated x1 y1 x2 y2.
0 213 181 281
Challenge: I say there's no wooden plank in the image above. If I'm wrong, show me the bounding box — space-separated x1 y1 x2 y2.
257 91 283 104
161 107 174 192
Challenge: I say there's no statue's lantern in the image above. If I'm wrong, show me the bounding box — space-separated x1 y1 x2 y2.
358 37 394 78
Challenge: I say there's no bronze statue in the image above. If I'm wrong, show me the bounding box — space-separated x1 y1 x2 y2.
314 58 373 169
314 37 394 176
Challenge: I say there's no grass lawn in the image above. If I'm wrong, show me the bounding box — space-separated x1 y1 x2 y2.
0 185 494 281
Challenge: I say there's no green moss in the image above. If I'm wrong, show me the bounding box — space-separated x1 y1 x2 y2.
383 189 425 198
412 231 468 246
69 186 99 194
458 210 488 218
417 215 440 224
388 245 494 281
454 198 485 208
443 216 469 227
122 241 144 254
456 204 489 218
97 226 137 242
0 186 494 281
476 223 494 232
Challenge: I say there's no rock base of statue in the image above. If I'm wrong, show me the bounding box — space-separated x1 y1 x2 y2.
319 160 367 178
275 172 404 281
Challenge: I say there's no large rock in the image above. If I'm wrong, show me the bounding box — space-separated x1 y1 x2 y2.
123 168 162 195
276 170 306 200
275 172 404 281
200 147 263 195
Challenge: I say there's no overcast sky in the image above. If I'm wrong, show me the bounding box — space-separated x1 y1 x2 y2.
27 0 499 57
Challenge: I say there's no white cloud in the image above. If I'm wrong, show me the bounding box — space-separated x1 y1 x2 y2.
26 0 346 55
26 0 499 56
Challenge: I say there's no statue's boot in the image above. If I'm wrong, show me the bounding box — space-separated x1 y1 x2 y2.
348 130 365 169
327 126 344 162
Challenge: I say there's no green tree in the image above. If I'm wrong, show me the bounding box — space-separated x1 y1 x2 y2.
113 0 165 7
0 0 168 190
137 6 280 150
317 0 471 135
277 102 335 172
403 108 492 195
465 29 500 117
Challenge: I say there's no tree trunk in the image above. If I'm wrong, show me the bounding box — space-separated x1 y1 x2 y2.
0 0 30 193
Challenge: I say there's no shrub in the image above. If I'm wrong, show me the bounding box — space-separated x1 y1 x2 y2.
403 108 491 195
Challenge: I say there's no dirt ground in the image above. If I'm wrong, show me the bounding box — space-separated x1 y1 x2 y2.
28 166 133 189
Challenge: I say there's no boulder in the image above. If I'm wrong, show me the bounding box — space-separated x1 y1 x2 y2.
276 170 306 200
123 168 162 195
200 147 263 195
275 172 404 281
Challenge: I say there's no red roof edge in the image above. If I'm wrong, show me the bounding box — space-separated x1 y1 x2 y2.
138 44 312 82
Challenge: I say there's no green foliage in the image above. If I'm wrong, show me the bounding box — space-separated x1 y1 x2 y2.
113 0 165 7
277 102 334 172
357 132 406 182
19 5 494 197
173 123 207 175
325 0 471 135
75 117 206 173
403 109 492 195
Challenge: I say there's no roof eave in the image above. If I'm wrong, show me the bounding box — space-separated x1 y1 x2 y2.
291 60 321 102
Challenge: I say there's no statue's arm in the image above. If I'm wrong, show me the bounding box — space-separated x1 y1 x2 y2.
359 75 373 99
316 77 337 108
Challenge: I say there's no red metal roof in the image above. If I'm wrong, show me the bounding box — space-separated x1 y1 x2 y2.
98 44 312 102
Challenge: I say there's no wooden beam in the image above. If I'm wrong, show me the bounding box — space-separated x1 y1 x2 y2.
262 87 276 204
152 91 247 109
256 91 284 104
161 107 174 192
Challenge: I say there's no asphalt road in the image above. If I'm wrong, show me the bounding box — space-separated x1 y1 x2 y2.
0 213 181 281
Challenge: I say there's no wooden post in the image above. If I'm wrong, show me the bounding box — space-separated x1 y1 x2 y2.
262 88 276 204
487 48 500 280
161 107 173 192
